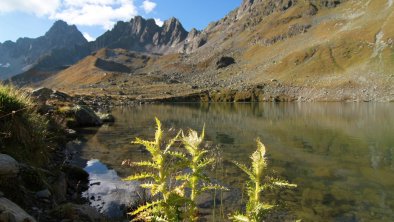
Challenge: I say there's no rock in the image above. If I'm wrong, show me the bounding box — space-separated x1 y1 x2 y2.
0 197 36 222
62 165 89 183
0 154 19 177
95 113 115 123
51 203 103 222
72 105 102 127
36 189 51 199
216 56 235 69
31 87 53 102
53 172 67 203
51 90 71 101
65 129 77 136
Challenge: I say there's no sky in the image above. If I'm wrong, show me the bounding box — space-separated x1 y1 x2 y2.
0 0 241 43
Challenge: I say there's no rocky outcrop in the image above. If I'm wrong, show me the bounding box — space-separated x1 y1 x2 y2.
216 56 236 69
92 16 188 54
0 198 36 222
0 154 19 177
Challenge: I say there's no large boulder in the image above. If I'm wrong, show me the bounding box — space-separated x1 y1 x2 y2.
0 154 19 177
0 197 36 222
72 105 102 127
31 87 54 102
50 90 71 101
95 112 115 123
216 56 235 69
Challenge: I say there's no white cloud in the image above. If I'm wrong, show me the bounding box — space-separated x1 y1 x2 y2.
52 0 138 30
154 18 163 27
83 32 95 42
0 0 159 31
141 0 156 14
0 0 61 17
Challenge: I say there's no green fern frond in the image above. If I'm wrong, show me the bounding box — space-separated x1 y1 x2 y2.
232 161 255 181
201 183 229 192
166 151 188 161
131 161 159 169
130 201 162 216
164 130 181 153
231 214 251 222
123 173 156 181
154 117 163 146
196 158 215 170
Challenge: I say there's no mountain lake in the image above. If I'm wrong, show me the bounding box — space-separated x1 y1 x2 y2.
70 103 394 221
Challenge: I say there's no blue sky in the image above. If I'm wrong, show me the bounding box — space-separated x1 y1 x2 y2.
0 0 241 43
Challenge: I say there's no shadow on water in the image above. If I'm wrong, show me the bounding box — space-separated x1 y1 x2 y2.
76 103 394 221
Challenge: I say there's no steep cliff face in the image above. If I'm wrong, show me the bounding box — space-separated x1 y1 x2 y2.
0 21 87 79
91 16 188 54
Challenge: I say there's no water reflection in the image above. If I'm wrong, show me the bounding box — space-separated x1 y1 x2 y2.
83 159 141 219
79 103 394 221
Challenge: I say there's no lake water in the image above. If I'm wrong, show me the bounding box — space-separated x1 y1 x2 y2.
77 103 394 221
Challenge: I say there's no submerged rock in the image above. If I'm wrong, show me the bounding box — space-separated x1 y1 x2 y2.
0 154 19 177
0 197 36 222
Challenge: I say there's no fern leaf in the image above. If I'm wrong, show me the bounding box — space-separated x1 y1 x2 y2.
154 117 163 146
231 214 251 222
123 173 156 181
233 161 256 181
164 130 181 153
196 158 215 170
201 183 229 192
167 151 188 161
129 201 161 216
132 161 158 169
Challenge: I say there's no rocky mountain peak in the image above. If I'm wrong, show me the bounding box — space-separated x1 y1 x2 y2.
159 17 188 47
45 20 87 46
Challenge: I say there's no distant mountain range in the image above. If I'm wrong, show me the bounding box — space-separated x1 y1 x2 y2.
2 0 394 101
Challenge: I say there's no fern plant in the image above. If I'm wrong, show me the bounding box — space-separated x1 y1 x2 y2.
231 139 296 222
123 118 187 222
179 127 227 222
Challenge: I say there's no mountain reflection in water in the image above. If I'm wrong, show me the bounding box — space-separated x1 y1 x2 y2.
78 103 394 221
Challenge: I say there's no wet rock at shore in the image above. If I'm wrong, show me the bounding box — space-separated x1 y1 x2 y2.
0 154 19 177
95 112 115 123
72 105 103 127
0 197 36 222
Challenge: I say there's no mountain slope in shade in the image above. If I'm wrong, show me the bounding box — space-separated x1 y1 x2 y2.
0 21 88 79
